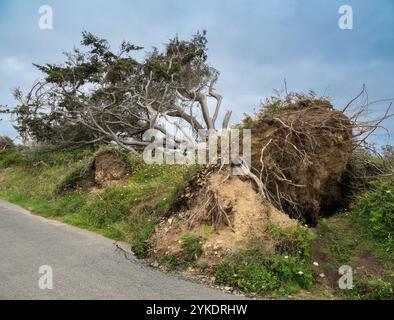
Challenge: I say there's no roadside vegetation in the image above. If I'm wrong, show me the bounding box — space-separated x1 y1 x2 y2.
214 224 316 298
0 146 197 258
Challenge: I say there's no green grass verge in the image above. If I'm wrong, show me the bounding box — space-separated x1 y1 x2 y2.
215 224 316 298
0 147 198 258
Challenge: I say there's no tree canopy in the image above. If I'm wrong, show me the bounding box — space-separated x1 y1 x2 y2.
2 31 231 151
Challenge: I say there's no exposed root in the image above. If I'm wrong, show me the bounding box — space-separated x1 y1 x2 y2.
188 187 235 231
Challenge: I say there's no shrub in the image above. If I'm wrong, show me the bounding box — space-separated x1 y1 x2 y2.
352 177 394 252
0 149 28 167
268 222 314 258
126 211 157 258
215 249 315 297
160 255 188 271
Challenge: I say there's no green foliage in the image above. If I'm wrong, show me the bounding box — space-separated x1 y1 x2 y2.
318 218 336 235
160 255 189 271
215 225 316 297
268 222 314 258
317 218 358 265
258 91 332 117
0 146 95 168
202 224 214 238
0 147 196 260
351 177 394 253
117 211 157 258
315 177 394 300
342 278 394 300
83 186 139 226
4 30 214 151
215 249 315 297
179 232 203 262
159 231 204 271
0 149 28 167
198 261 209 272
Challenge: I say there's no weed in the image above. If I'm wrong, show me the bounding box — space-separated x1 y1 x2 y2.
351 177 394 254
202 224 214 238
198 262 209 272
160 255 188 271
215 249 315 297
342 278 394 300
268 222 314 258
179 232 203 262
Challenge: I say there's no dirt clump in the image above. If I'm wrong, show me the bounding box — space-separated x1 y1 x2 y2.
245 93 354 225
94 153 129 185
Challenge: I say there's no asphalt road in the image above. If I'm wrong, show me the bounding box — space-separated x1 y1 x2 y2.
0 200 236 300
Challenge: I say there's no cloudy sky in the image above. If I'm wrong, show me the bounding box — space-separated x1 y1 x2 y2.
0 0 393 146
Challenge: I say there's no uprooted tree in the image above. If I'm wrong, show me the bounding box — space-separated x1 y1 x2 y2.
169 90 392 228
1 31 231 152
1 32 392 226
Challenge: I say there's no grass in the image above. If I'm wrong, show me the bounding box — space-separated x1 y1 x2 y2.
314 175 394 300
351 177 394 257
215 224 316 298
158 233 203 271
0 147 198 258
215 249 315 297
179 232 203 262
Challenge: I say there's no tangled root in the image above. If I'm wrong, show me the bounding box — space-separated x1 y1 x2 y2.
187 186 235 231
245 93 355 224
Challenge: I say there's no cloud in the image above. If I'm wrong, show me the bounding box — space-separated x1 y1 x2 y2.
0 57 24 72
0 0 392 145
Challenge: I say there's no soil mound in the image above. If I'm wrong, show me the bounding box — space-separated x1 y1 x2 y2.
94 153 128 185
246 94 354 225
150 168 296 262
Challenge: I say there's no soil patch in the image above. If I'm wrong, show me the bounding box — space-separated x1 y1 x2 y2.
94 153 129 185
150 168 296 264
